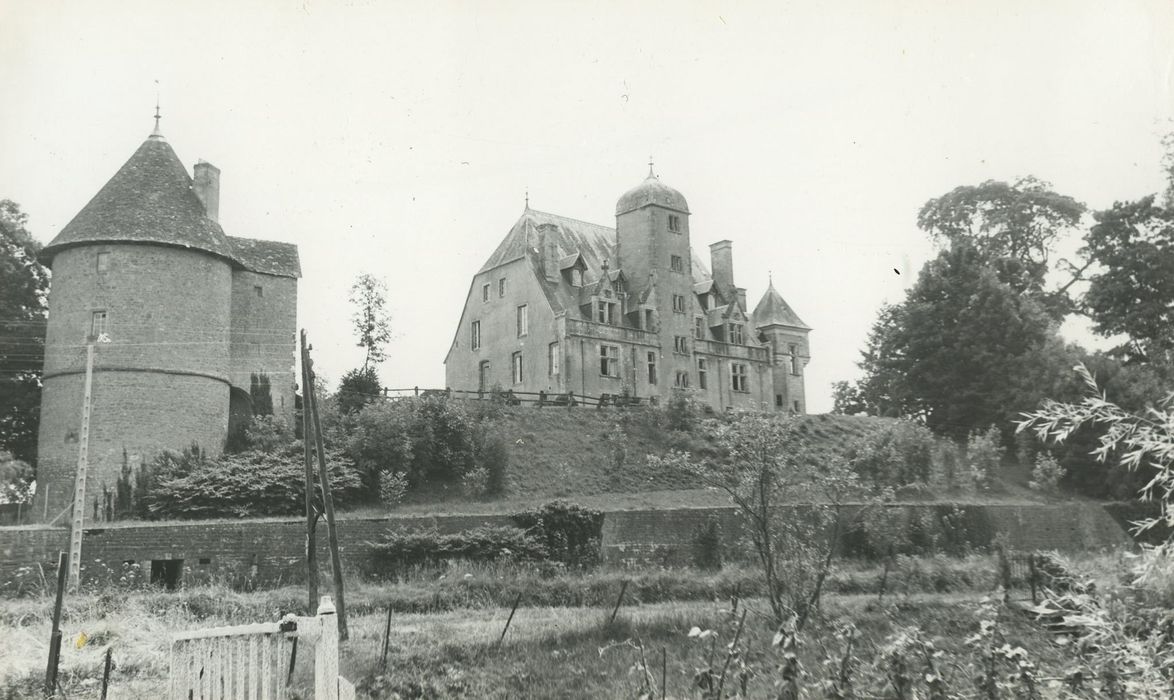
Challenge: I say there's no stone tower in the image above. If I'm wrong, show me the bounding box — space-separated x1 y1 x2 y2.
752 280 811 413
34 120 300 521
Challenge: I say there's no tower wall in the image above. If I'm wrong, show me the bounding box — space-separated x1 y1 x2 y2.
35 244 233 520
229 270 298 428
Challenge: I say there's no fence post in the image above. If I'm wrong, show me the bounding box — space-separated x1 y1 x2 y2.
1028 554 1038 604
997 546 1012 603
315 596 339 700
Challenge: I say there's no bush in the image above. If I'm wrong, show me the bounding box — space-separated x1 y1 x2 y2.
379 470 408 505
337 366 382 415
512 500 604 567
691 517 723 570
663 389 701 432
1029 452 1064 493
369 526 547 576
137 443 368 519
476 433 510 496
461 466 490 498
242 415 293 453
847 420 936 488
347 395 477 490
966 426 1003 491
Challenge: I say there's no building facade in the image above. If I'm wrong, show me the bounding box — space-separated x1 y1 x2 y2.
33 120 300 522
445 169 810 412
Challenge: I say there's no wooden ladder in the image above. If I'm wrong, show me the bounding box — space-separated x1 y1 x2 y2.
67 343 95 592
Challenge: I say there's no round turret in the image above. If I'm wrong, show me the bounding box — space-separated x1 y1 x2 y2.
615 171 690 216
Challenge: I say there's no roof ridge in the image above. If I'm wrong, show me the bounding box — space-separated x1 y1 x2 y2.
527 208 614 232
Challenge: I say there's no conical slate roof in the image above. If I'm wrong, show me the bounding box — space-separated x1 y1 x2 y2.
752 280 810 330
41 134 235 263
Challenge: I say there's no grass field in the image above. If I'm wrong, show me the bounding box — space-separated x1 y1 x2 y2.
0 552 1125 698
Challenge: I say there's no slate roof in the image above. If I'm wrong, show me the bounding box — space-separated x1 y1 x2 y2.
479 208 615 275
42 136 235 263
615 173 690 216
752 281 811 330
228 237 302 278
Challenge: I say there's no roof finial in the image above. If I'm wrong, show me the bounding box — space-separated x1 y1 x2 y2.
648 155 655 179
151 81 163 138
524 187 529 210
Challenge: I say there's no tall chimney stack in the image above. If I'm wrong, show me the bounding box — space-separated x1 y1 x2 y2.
193 160 220 223
709 240 734 298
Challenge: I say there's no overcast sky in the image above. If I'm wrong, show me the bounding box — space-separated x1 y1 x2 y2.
2 0 1172 412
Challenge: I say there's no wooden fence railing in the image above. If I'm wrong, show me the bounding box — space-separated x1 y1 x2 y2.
378 386 660 409
169 596 353 700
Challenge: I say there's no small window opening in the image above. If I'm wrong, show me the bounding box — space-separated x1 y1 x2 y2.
150 559 183 590
254 285 263 297
96 252 110 272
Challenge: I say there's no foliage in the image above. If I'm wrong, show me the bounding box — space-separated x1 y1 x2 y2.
0 200 48 464
0 450 33 504
349 273 392 371
663 389 701 432
916 176 1085 301
248 372 273 416
336 365 382 415
476 433 510 496
648 411 883 628
966 426 1004 492
1082 195 1174 365
378 469 408 505
460 465 490 498
511 500 604 568
241 415 293 453
135 442 367 519
691 516 724 571
845 420 935 488
369 526 547 576
1028 451 1064 493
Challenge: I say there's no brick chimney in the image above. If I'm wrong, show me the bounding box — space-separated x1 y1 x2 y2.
193 160 220 223
709 240 734 298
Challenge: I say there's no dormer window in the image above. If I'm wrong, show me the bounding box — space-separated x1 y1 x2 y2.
570 268 583 286
728 323 744 345
596 300 616 324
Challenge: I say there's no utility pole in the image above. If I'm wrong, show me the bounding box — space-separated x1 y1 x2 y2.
300 331 319 613
303 332 349 640
67 343 95 592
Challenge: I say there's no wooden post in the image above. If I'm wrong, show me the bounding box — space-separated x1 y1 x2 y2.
1028 554 1038 604
314 596 340 700
997 546 1012 603
100 647 113 700
380 606 393 670
660 646 667 700
45 551 67 697
609 580 629 624
305 336 349 641
498 592 523 644
300 332 319 614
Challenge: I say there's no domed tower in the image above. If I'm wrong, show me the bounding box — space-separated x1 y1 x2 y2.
34 121 236 521
615 165 693 401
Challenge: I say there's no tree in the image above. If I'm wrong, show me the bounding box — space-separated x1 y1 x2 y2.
917 177 1085 306
337 366 382 415
846 246 1075 439
1082 196 1174 365
0 200 49 464
648 412 878 629
349 273 392 371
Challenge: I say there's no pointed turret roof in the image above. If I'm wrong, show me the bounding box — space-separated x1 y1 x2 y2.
752 280 810 330
41 133 235 264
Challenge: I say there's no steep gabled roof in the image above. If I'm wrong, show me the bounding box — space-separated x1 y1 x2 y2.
478 208 614 274
42 135 235 263
752 281 811 330
228 237 302 278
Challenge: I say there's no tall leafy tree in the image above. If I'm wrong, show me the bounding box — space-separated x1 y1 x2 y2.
348 273 392 371
1083 197 1174 366
916 177 1085 307
0 200 49 464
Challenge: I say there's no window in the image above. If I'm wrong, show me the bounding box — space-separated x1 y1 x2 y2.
597 300 615 325
570 268 583 286
673 335 688 354
672 294 686 313
482 283 490 302
644 309 655 330
600 344 619 377
471 320 481 350
694 317 705 340
548 342 560 376
512 352 523 384
96 252 110 272
697 358 707 389
90 310 108 338
668 214 681 232
776 394 784 408
479 360 492 392
675 371 690 388
789 343 801 375
728 323 744 344
254 285 263 297
731 363 748 392
670 255 683 272
499 278 507 297
516 304 528 337
647 351 657 384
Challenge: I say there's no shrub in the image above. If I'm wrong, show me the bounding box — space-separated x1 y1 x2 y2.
663 389 701 432
847 420 936 488
369 526 547 576
691 516 723 570
1029 452 1064 493
347 395 477 490
512 500 604 567
242 415 292 453
476 432 510 496
137 443 368 519
379 469 408 505
461 466 490 498
966 426 1003 491
337 366 383 415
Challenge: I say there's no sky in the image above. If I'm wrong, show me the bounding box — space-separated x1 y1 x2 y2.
1 0 1172 412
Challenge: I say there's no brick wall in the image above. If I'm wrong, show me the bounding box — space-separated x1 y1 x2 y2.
0 503 1135 589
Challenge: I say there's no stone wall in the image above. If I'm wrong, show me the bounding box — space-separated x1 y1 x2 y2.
0 503 1136 589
